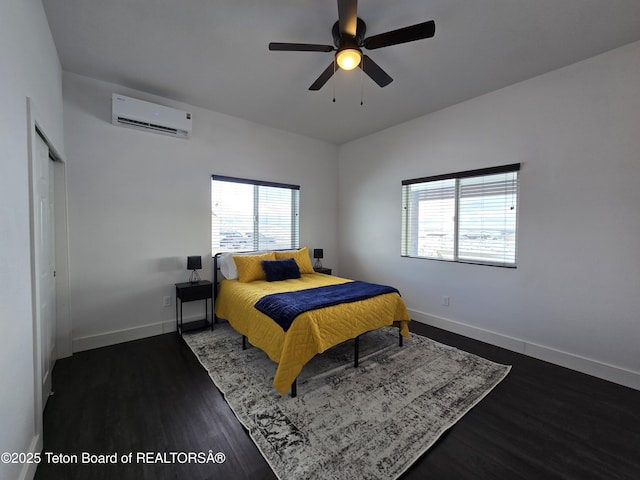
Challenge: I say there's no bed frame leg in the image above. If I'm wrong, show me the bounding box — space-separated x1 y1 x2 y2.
290 378 297 398
242 335 247 350
354 335 360 368
399 329 403 347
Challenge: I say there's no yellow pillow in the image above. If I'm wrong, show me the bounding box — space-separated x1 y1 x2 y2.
233 252 276 282
275 247 314 274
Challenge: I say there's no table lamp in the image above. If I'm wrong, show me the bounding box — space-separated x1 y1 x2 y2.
187 255 202 283
313 249 323 269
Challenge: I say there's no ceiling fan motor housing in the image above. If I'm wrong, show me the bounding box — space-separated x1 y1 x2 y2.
332 18 366 49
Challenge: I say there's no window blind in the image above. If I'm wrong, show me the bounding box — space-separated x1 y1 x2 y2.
402 164 520 267
402 179 456 260
211 175 300 253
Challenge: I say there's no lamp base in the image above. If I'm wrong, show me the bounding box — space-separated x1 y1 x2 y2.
189 270 201 283
314 259 323 269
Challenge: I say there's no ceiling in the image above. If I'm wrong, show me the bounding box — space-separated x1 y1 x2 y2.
43 0 640 145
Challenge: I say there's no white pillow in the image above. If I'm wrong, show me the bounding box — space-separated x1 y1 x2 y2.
219 253 238 280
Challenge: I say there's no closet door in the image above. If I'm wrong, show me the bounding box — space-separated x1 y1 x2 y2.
35 133 56 409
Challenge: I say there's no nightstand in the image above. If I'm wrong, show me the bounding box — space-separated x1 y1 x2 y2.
175 280 213 335
313 267 332 275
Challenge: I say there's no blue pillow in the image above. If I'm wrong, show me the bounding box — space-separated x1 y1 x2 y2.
262 258 301 282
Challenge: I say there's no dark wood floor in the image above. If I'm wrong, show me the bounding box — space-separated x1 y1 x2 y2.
35 323 640 480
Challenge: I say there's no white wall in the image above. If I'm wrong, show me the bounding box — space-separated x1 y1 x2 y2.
0 1 65 479
63 72 338 350
338 40 640 389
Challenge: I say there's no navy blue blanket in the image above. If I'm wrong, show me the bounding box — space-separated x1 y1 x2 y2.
254 281 399 332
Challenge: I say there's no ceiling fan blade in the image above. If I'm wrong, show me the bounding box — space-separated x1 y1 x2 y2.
363 20 435 50
337 0 358 37
359 55 393 88
269 42 334 52
309 62 336 91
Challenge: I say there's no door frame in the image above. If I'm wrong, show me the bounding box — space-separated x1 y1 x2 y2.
25 97 72 478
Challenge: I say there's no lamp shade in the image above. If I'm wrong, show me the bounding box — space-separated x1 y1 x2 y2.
187 256 202 270
313 249 324 259
336 48 362 71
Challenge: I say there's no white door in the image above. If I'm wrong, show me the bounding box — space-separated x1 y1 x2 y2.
35 134 56 409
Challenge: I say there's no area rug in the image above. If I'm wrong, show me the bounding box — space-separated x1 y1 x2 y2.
185 323 510 480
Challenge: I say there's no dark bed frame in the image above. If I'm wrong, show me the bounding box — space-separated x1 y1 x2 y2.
212 252 403 397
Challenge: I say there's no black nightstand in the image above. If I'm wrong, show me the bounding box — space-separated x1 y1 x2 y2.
313 267 332 275
175 280 213 336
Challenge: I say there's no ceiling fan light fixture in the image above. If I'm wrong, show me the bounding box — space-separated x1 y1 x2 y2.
336 48 362 71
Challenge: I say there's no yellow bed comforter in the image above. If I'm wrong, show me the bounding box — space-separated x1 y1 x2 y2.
215 273 411 394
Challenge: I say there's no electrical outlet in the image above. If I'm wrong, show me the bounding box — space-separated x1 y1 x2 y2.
442 296 450 307
163 296 172 307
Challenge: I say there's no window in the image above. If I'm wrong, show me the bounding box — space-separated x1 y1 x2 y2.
402 164 520 267
211 175 300 253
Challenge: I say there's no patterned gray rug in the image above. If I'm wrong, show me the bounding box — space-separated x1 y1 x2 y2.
185 322 510 480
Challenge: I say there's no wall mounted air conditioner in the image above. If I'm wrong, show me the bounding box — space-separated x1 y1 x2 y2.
111 94 192 139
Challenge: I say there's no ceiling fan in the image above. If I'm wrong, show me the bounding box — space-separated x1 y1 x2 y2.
268 0 435 91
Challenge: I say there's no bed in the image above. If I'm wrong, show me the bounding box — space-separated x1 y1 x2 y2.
213 248 411 395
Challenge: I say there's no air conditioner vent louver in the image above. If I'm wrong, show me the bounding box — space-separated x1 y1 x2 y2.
116 117 181 135
111 94 192 139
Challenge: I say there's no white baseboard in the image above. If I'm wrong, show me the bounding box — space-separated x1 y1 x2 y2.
18 433 41 480
71 310 640 391
72 315 204 352
410 309 640 391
